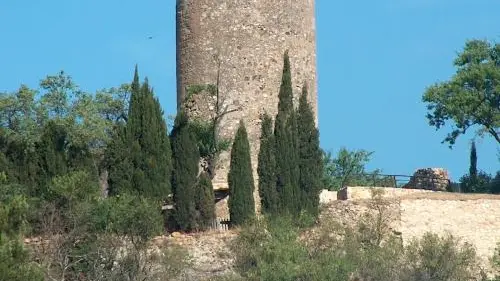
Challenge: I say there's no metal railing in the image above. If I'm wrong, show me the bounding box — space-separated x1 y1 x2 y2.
342 173 451 191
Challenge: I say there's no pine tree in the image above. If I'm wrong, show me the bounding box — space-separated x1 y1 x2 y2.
297 84 323 216
274 50 300 214
228 120 255 226
171 110 199 231
257 112 278 214
195 172 215 230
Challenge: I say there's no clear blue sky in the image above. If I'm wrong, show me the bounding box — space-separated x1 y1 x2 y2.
1 0 498 181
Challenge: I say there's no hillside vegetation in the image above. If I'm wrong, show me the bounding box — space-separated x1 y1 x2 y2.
0 39 499 280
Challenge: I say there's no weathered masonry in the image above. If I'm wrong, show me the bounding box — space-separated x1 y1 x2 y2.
176 0 318 213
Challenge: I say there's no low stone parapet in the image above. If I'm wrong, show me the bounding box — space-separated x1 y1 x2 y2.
337 186 436 200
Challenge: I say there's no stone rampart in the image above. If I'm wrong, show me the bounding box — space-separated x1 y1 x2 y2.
322 186 500 272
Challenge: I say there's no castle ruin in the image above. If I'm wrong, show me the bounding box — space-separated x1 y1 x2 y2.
176 0 318 213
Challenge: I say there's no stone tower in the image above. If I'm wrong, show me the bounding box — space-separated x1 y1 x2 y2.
176 0 318 215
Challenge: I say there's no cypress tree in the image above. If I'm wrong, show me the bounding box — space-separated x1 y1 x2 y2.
469 141 477 180
228 120 255 226
257 112 278 214
274 50 300 214
171 110 199 231
105 124 133 196
36 121 68 198
106 66 172 199
297 84 323 216
194 172 215 230
127 65 142 140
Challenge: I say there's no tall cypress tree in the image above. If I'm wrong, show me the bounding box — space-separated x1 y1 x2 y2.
297 85 323 216
106 66 172 199
106 124 133 196
469 141 477 180
36 121 68 198
195 172 215 230
171 110 199 231
274 50 300 214
258 112 278 215
228 120 255 226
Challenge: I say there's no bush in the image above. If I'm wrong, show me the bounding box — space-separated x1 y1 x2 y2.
32 192 186 281
0 183 43 281
228 190 484 281
403 233 481 281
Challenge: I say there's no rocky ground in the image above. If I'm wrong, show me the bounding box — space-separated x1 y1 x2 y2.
154 230 239 280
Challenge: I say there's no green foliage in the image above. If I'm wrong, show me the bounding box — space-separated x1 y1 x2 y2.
274 51 300 215
229 195 483 281
490 172 500 194
185 84 217 103
0 72 129 157
257 112 278 215
423 39 500 147
195 172 216 230
0 183 43 281
189 119 231 159
105 124 133 196
231 216 312 281
106 66 172 199
470 141 478 179
49 170 100 208
460 171 492 193
403 233 480 281
228 120 255 226
36 120 69 188
297 85 323 217
103 193 164 242
171 110 199 231
322 148 391 190
459 141 498 194
0 237 44 281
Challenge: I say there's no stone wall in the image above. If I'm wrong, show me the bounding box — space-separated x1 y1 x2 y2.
400 198 500 271
336 186 435 201
176 0 318 213
322 187 500 272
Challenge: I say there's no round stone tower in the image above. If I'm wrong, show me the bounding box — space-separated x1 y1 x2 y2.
176 0 318 215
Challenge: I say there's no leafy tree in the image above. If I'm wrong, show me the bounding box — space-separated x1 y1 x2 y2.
274 50 300 214
257 112 278 215
194 172 216 230
459 171 492 193
228 120 255 226
171 110 199 231
0 71 133 199
422 39 500 147
322 148 390 190
297 85 323 216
